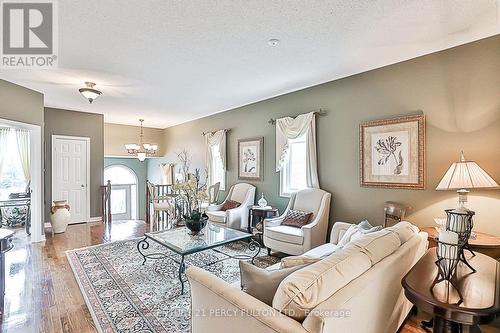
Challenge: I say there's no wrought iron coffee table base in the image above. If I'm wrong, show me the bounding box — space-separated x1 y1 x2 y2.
136 237 261 294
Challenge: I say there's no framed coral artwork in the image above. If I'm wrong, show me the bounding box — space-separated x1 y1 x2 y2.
360 114 425 189
238 137 263 181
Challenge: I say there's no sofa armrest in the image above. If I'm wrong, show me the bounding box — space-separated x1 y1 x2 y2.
186 267 307 333
329 221 352 245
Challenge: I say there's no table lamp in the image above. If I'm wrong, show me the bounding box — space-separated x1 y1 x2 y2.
435 152 499 272
436 152 499 209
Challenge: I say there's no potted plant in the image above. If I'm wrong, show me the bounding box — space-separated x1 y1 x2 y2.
171 152 209 235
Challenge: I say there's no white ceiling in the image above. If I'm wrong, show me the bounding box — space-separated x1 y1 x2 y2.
1 0 499 129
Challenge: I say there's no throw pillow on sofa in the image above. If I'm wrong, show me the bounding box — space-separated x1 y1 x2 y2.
239 260 306 306
222 199 240 211
337 220 382 247
281 210 313 228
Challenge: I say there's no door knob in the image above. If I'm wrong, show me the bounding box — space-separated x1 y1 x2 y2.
81 184 85 188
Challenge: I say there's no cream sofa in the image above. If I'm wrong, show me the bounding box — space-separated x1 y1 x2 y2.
263 188 331 255
206 183 256 230
186 221 428 333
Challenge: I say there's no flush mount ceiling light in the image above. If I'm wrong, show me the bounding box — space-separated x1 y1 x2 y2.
268 38 280 47
124 119 158 162
78 81 102 104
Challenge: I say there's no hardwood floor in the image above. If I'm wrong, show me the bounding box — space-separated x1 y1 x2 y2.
0 220 498 333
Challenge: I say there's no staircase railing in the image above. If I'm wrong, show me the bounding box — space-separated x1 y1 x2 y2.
100 180 112 223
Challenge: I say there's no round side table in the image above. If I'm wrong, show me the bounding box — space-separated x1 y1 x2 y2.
402 248 500 333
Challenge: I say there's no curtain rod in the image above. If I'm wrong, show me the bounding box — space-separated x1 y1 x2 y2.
268 108 328 125
201 128 231 136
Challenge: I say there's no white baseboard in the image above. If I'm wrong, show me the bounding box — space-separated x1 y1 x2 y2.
89 216 103 223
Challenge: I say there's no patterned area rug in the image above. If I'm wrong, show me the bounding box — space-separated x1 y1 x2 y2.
66 238 278 333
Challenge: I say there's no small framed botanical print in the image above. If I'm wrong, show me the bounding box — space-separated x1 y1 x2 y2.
238 137 264 181
360 114 425 189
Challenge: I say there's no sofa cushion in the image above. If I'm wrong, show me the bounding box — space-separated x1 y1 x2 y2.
273 246 371 321
239 261 307 306
281 210 313 228
206 210 226 224
343 230 401 265
385 221 419 243
280 243 339 268
266 226 304 245
222 199 240 211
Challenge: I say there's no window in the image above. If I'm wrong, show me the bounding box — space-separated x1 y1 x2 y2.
210 144 225 190
0 129 27 198
104 165 138 220
280 134 307 197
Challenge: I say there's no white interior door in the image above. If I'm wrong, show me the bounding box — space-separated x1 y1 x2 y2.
110 185 132 220
52 136 90 224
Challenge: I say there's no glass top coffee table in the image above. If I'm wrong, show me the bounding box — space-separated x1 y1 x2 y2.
136 223 261 294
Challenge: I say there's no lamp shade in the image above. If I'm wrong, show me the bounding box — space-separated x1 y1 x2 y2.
436 153 499 190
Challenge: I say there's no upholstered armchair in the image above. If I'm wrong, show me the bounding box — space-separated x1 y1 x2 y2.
263 188 331 255
206 183 256 230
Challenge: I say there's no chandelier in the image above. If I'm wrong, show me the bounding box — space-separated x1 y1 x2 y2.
125 119 158 161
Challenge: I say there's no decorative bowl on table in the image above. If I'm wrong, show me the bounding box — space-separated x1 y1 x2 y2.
185 214 208 236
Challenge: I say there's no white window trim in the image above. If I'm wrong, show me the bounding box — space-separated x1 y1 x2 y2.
279 135 307 197
209 144 226 191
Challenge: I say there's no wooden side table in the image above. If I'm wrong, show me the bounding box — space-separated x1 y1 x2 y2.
402 249 500 333
422 227 500 259
247 207 278 243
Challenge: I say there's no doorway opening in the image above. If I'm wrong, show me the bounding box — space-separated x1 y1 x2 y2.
104 165 138 220
0 118 42 242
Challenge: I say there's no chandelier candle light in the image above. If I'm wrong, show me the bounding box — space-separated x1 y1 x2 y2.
125 119 158 161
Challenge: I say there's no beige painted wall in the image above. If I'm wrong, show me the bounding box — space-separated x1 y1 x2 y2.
44 108 104 221
104 123 164 157
161 35 500 235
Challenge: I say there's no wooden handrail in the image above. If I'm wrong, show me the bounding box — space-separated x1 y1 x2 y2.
100 180 112 223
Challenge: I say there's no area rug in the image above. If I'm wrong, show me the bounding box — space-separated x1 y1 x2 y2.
66 237 278 333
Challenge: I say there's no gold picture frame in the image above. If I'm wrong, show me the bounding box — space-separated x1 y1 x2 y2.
360 114 425 189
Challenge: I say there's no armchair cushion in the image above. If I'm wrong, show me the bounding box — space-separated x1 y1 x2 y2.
206 210 226 224
281 210 313 228
292 188 326 220
266 226 304 245
222 199 240 211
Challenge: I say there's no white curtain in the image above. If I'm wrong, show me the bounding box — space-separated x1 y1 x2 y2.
275 112 319 188
205 130 226 186
160 163 174 185
0 128 11 176
15 128 31 184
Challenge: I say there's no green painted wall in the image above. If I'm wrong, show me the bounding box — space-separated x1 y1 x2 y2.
160 35 500 235
104 157 147 220
44 108 104 221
